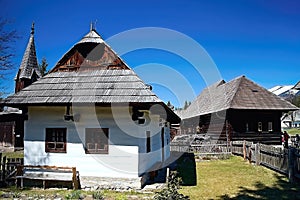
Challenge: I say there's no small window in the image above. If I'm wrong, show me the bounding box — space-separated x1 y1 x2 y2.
146 131 151 153
246 123 249 132
258 122 262 132
85 128 109 154
45 128 67 153
268 122 273 132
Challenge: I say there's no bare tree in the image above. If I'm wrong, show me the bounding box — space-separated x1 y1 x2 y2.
0 18 18 97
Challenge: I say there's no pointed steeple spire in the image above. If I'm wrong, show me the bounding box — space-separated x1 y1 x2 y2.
15 22 41 93
31 22 35 35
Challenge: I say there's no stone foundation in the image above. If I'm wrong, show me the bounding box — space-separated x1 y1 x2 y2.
79 176 143 191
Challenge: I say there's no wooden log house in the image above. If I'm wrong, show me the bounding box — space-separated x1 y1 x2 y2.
179 76 299 145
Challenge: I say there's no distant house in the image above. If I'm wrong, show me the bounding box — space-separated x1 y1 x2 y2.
178 76 298 145
1 26 180 188
281 113 293 128
293 110 300 127
0 23 40 150
281 111 300 128
270 81 300 128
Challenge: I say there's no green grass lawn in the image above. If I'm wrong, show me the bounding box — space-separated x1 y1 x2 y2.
1 150 24 158
286 128 300 136
180 156 300 200
0 188 151 199
1 155 299 199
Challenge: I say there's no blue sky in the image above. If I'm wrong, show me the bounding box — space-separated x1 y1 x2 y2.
1 0 300 107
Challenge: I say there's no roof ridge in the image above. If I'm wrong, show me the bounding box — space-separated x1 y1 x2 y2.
227 75 244 108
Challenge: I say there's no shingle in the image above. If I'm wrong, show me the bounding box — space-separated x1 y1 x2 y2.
4 70 161 104
180 76 299 119
16 31 41 80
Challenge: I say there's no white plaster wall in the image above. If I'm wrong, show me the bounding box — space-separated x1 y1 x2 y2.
25 106 140 178
25 106 171 178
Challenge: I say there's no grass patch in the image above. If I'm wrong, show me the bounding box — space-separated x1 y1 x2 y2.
180 156 300 199
1 155 299 199
1 150 24 158
286 128 300 136
0 187 152 199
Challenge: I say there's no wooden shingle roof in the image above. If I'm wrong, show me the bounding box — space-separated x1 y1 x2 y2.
5 69 161 104
3 26 180 123
180 76 299 119
15 23 41 80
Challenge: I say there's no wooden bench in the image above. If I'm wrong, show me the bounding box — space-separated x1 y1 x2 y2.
16 165 80 189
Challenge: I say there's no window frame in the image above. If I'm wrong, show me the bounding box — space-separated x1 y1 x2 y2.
85 128 109 154
258 122 262 132
268 122 273 132
45 128 67 153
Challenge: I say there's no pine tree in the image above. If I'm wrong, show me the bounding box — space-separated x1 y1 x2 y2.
39 57 48 77
184 100 189 110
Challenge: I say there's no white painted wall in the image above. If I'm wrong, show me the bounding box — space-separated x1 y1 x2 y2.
25 106 171 178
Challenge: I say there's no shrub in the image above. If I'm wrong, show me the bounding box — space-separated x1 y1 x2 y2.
153 171 190 200
92 190 105 200
65 190 81 199
12 191 21 198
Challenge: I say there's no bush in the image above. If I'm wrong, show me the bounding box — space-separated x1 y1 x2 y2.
92 190 105 200
153 171 190 200
65 190 82 199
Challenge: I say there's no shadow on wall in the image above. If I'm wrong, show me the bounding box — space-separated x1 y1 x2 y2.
169 152 197 186
24 144 50 166
218 174 300 200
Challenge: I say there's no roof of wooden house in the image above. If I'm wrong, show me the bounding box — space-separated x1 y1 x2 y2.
179 75 299 119
15 23 41 80
2 26 180 123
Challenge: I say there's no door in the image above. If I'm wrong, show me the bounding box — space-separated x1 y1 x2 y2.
161 127 165 162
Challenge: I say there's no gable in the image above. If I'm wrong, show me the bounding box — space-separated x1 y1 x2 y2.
51 42 129 72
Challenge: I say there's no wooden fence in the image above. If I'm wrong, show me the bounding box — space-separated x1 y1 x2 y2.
171 140 300 183
231 141 300 183
0 153 23 186
170 142 231 156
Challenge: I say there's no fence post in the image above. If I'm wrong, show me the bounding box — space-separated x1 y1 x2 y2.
288 147 295 183
2 156 6 182
243 140 246 160
255 143 260 166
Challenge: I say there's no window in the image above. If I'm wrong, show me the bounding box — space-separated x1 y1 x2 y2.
258 122 262 132
45 128 67 153
146 131 151 153
268 122 273 132
246 123 249 132
85 128 109 154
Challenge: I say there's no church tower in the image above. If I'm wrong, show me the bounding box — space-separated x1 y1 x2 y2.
15 23 41 93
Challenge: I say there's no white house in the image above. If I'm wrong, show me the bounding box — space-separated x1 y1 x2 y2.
2 25 180 189
270 82 300 129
